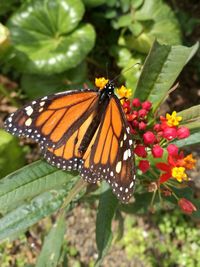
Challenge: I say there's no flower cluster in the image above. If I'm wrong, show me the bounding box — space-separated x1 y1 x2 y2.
116 85 197 215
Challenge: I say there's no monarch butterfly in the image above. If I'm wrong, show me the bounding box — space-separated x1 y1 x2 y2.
4 78 135 202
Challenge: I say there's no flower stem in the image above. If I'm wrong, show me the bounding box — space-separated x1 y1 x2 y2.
58 179 87 217
150 189 157 210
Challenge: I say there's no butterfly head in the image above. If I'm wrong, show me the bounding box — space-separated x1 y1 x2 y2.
103 81 115 96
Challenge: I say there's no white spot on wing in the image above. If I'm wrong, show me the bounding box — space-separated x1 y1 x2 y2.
116 161 122 173
25 118 32 126
123 150 129 161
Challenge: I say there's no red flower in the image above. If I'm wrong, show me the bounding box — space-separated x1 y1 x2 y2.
126 113 137 121
156 162 172 183
132 98 141 107
143 131 156 145
162 127 177 140
156 151 186 183
152 144 163 158
177 126 190 139
138 160 150 173
134 145 147 158
178 198 197 214
142 100 152 111
167 144 179 156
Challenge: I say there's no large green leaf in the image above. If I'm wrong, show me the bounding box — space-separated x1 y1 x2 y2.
0 129 25 178
172 132 200 148
0 188 69 242
36 215 66 267
95 185 118 266
0 160 78 214
21 62 88 99
8 0 95 74
134 41 199 111
178 105 200 133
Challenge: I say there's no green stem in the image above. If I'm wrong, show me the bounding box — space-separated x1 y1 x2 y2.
58 179 87 217
0 84 19 107
150 189 157 209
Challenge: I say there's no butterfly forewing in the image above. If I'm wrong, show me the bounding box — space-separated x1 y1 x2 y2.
4 89 99 149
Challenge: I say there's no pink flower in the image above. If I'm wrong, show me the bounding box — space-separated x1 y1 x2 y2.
162 127 177 140
167 144 178 156
153 123 161 132
134 145 147 158
177 126 190 139
152 144 163 158
122 100 131 113
138 109 148 118
138 121 147 130
132 98 141 107
138 160 150 173
143 131 156 145
142 100 152 111
178 198 197 214
132 120 139 128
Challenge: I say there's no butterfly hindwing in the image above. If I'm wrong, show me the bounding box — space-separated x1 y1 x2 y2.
81 96 135 202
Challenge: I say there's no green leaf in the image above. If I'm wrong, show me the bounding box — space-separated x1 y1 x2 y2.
21 62 88 99
178 105 200 133
119 0 182 54
95 186 118 266
0 129 25 178
112 14 132 29
135 0 182 44
110 45 143 92
172 132 200 148
8 0 95 74
0 160 79 214
36 215 66 267
0 0 18 16
134 41 199 111
119 193 152 214
0 188 69 242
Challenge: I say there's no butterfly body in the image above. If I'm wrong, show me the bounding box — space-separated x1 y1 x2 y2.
4 80 136 202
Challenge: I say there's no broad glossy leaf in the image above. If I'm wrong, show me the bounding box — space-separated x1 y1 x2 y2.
8 0 95 74
36 215 66 267
21 62 88 99
0 188 69 242
178 105 200 133
134 41 199 111
0 129 25 178
0 160 79 214
95 185 118 266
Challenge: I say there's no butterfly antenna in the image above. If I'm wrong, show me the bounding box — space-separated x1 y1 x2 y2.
110 63 141 83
